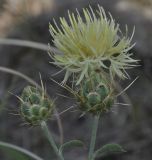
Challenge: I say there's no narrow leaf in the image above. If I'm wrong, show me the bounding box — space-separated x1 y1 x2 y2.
0 141 44 160
94 143 126 158
59 140 84 154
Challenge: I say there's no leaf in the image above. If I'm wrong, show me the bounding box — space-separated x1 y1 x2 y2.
0 141 44 160
59 140 84 155
94 143 126 158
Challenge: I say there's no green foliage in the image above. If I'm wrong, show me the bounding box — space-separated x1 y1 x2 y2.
59 140 84 155
93 143 126 158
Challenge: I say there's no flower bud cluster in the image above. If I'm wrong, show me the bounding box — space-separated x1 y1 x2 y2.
77 73 114 114
20 86 54 125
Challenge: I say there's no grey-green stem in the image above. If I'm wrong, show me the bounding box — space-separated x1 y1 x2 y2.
88 114 100 160
40 121 64 160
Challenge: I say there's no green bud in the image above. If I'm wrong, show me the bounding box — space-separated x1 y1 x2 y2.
21 103 30 117
78 73 115 114
39 107 48 118
30 105 40 116
87 92 101 106
29 94 40 104
20 86 54 125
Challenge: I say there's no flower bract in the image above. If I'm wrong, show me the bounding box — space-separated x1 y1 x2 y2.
20 86 54 125
76 73 115 114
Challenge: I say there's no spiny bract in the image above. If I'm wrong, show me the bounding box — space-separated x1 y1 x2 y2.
20 86 54 125
49 5 137 85
77 73 114 114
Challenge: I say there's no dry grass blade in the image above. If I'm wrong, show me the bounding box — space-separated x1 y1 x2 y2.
0 66 40 88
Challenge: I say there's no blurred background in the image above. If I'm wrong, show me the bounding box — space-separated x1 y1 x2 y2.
0 0 152 160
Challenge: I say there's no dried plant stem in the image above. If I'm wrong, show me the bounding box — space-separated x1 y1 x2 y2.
0 66 40 89
0 38 57 53
0 38 48 51
88 114 100 160
41 121 64 160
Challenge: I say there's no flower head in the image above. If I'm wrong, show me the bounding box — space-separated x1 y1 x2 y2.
20 86 54 125
49 5 137 85
76 73 115 114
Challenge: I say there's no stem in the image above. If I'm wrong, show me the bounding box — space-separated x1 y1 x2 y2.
0 66 40 89
88 114 100 160
40 121 64 160
0 38 62 54
0 141 44 160
54 109 64 145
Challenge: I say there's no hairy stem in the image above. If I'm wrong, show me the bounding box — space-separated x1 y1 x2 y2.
41 121 64 160
88 114 100 160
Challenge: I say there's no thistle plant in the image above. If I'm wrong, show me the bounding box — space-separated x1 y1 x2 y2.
0 4 138 160
20 85 65 160
48 5 137 160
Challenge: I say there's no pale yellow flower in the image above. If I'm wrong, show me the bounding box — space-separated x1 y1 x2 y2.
49 5 137 85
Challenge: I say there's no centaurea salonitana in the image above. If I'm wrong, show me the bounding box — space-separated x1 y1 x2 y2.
49 5 137 85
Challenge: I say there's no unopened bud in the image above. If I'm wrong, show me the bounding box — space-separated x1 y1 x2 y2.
20 86 54 125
